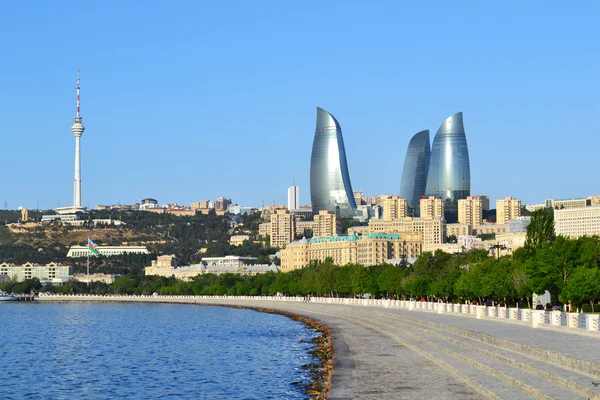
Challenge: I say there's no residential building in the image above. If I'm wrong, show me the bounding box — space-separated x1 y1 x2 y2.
229 235 251 246
525 204 546 212
400 130 430 216
473 194 490 211
458 196 483 228
496 196 521 224
382 196 408 221
310 107 357 218
353 191 367 206
472 224 510 236
420 196 444 219
0 262 70 283
270 209 295 248
258 222 271 238
313 210 341 237
215 197 232 211
289 205 314 220
554 206 600 238
546 197 590 210
280 232 422 272
446 223 472 238
425 112 471 221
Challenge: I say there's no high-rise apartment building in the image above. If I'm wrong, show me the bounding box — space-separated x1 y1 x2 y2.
400 130 430 216
215 197 232 212
313 210 341 237
420 196 444 219
425 112 470 221
382 196 408 221
353 191 367 206
496 196 521 224
473 194 490 211
287 185 299 210
310 107 357 218
458 196 483 228
270 209 295 248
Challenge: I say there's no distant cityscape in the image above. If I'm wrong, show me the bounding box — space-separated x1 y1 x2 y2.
3 73 600 285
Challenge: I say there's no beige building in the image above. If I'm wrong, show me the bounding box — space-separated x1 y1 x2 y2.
473 224 510 236
446 223 472 238
367 216 445 245
458 196 483 228
420 196 444 218
229 235 250 246
313 210 341 237
215 197 232 211
280 232 422 272
495 232 527 253
0 262 70 282
496 196 521 224
473 194 490 211
353 191 367 206
191 200 213 210
382 196 408 221
270 209 295 248
554 206 600 238
295 220 316 238
546 198 588 210
258 222 271 238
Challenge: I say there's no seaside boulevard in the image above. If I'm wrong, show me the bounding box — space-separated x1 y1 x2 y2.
38 294 600 400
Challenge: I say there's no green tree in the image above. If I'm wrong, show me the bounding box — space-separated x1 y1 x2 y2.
524 208 555 252
560 267 600 312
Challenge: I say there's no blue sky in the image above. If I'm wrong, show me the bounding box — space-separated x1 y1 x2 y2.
0 1 598 210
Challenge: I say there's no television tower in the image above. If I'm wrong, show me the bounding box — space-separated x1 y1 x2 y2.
71 70 85 208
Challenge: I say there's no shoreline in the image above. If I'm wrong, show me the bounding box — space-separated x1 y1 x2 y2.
199 303 333 399
32 297 334 400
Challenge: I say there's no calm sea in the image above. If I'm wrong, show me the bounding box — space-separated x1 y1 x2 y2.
0 303 318 399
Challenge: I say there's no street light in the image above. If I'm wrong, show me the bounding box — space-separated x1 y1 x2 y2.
489 243 507 260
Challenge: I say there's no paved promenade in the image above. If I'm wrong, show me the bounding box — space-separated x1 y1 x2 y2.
37 295 600 399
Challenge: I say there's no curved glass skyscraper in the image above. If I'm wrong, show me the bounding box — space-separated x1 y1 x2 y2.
425 112 470 221
399 130 430 216
310 107 357 218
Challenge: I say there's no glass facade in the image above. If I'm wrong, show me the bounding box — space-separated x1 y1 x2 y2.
310 107 357 218
425 112 470 221
399 130 430 216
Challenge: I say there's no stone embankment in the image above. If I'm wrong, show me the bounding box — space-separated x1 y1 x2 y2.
37 294 600 399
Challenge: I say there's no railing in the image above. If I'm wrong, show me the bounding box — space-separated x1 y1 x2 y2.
35 293 600 334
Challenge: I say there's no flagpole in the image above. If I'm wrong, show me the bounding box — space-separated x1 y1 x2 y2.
87 241 90 288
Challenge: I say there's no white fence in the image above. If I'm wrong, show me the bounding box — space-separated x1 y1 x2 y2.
36 293 600 334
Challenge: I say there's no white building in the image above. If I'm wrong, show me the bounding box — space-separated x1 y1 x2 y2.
288 185 299 210
554 206 600 238
67 245 150 258
201 256 257 267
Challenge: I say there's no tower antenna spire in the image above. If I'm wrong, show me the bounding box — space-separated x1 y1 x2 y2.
75 69 82 121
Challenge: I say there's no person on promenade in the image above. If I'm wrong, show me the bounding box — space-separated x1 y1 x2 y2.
535 301 544 310
545 303 552 311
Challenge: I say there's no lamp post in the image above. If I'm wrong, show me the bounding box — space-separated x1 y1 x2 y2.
489 243 507 260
